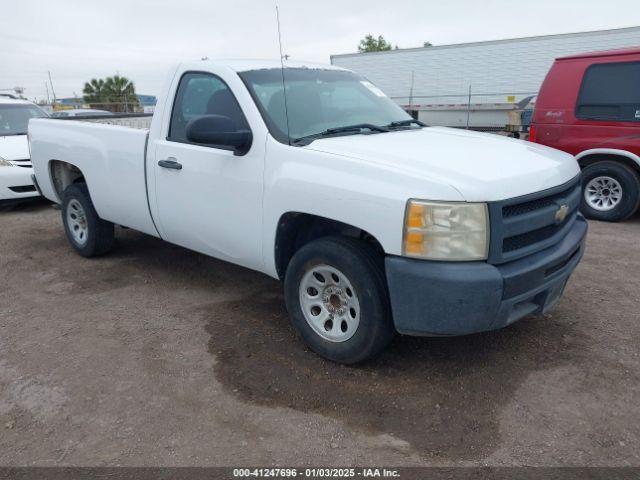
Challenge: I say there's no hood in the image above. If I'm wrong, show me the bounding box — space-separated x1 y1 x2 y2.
0 134 30 161
304 127 579 202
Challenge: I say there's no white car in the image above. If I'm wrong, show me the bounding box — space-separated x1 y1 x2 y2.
0 97 48 204
29 60 587 363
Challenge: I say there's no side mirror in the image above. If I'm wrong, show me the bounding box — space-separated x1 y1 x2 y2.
185 114 252 155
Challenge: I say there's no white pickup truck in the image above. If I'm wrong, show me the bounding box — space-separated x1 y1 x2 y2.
29 60 587 363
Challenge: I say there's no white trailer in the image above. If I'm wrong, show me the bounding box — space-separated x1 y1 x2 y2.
331 26 640 129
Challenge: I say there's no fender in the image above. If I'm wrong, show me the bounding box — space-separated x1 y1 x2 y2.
575 148 640 168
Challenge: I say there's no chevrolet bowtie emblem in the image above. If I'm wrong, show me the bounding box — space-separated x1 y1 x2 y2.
555 204 569 223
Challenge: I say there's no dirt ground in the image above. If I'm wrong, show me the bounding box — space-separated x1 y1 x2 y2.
0 200 639 467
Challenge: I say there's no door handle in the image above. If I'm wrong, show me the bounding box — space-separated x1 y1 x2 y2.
158 158 182 170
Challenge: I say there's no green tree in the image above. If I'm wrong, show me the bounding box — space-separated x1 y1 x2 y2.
423 41 433 47
82 78 106 105
358 34 395 53
104 75 139 113
83 75 139 112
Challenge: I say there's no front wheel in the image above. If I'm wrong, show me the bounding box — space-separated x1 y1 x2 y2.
284 236 395 364
580 161 640 222
62 183 114 257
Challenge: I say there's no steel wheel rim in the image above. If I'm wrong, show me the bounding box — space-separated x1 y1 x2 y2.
66 199 89 246
585 176 623 212
299 264 360 343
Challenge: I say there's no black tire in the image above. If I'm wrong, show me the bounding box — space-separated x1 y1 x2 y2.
61 183 114 257
284 236 395 364
580 161 640 222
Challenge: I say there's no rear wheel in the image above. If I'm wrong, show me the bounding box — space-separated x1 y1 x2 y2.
580 161 640 222
284 236 395 364
62 183 114 257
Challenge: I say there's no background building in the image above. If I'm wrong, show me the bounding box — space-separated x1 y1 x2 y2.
137 94 157 113
331 26 640 129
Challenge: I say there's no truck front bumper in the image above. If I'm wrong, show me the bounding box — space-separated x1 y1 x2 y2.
385 215 588 336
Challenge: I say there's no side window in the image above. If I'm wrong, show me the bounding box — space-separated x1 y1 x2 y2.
576 61 640 122
168 72 250 143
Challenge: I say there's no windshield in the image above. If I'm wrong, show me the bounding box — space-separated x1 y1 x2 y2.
239 68 413 144
0 104 48 136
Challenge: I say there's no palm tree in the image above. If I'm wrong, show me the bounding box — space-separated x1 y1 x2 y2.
82 78 106 107
82 75 140 112
103 75 139 113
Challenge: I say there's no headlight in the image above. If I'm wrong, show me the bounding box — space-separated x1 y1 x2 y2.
0 157 13 167
403 200 489 261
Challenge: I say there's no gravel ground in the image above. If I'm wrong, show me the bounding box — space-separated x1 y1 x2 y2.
0 201 639 466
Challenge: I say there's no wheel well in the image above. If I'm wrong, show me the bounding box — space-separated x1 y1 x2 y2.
274 212 385 280
49 160 86 200
578 154 640 175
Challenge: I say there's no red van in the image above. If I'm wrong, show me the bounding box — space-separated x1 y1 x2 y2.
530 47 640 221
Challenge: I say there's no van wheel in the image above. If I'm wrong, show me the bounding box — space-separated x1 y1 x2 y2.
62 183 114 257
580 161 640 222
284 236 395 364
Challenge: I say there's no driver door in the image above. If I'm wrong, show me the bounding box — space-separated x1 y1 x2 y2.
151 71 264 271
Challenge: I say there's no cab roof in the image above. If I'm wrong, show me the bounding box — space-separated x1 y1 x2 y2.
557 46 640 60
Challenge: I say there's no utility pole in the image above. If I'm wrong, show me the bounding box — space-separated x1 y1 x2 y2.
466 84 472 130
409 70 416 107
44 81 50 104
48 71 57 104
408 70 415 111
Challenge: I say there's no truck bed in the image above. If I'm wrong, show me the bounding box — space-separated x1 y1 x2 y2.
29 118 158 237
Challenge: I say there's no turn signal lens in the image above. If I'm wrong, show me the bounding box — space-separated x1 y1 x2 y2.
402 200 489 261
404 231 425 255
407 203 425 228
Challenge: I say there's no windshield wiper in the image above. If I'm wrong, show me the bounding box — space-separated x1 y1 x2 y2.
325 123 389 134
384 119 426 129
292 123 389 145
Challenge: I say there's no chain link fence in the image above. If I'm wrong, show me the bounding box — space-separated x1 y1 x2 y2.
391 90 538 133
